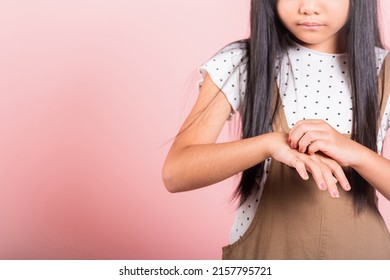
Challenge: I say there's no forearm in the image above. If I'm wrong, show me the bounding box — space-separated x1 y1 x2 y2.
162 133 276 192
350 145 390 200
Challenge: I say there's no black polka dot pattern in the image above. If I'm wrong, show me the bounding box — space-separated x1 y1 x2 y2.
198 42 247 116
230 158 271 242
277 43 357 133
198 42 390 245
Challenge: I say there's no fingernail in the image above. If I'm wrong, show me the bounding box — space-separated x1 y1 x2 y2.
320 183 327 190
333 190 340 198
345 184 351 191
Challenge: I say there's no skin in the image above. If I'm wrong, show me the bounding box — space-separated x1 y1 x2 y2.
289 119 390 200
162 0 390 200
277 0 349 54
162 75 349 198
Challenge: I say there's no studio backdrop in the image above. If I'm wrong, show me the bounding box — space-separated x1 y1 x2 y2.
0 0 389 260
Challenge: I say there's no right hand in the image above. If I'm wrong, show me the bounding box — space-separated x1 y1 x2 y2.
268 132 351 198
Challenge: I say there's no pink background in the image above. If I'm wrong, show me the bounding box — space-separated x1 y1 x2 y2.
0 0 389 260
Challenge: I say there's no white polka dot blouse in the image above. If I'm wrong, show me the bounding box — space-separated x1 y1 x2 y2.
198 41 390 244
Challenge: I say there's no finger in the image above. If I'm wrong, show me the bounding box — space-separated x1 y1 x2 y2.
296 131 313 153
290 158 309 180
289 119 324 138
300 157 327 191
307 140 329 155
289 123 307 149
296 130 326 153
289 122 326 149
319 162 340 198
320 157 351 191
307 141 320 155
307 155 340 198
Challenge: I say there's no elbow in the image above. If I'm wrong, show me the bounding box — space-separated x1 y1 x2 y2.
162 162 199 193
162 163 182 193
162 155 202 193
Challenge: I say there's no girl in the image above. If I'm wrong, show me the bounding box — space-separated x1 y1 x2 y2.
163 0 390 259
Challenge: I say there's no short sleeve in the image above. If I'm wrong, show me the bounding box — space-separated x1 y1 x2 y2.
198 42 248 115
386 100 390 130
378 96 390 154
375 47 389 75
382 79 390 132
379 100 390 156
377 50 390 154
383 128 390 159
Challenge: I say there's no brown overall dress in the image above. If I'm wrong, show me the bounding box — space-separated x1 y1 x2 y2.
222 55 390 260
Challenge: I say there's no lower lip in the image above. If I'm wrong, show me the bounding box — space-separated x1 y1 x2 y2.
298 24 324 31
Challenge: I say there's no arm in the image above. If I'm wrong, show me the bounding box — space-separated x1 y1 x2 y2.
162 74 348 196
162 73 272 192
289 120 390 200
350 145 390 200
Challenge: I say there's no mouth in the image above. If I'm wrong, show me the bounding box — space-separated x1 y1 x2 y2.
298 22 325 30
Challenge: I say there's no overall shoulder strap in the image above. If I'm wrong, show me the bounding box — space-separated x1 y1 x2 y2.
272 84 290 133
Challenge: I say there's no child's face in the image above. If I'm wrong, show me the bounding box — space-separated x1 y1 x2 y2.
277 0 350 53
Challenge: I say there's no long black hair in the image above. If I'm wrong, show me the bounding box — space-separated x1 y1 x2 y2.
235 0 384 213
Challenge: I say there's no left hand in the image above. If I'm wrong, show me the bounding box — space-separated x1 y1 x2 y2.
269 132 351 197
288 119 360 167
